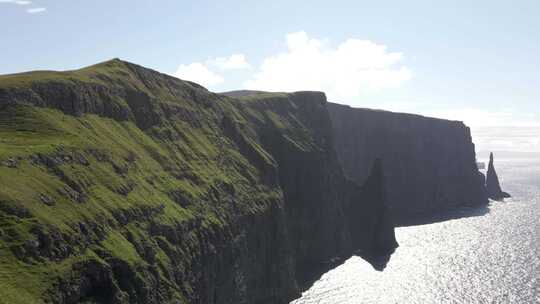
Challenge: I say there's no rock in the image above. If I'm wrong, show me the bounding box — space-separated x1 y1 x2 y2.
2 157 19 168
74 153 90 166
38 193 56 206
57 187 86 203
0 199 32 218
485 152 511 200
32 153 64 168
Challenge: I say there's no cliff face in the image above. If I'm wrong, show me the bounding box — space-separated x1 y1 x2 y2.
233 92 397 287
0 60 396 304
328 103 488 223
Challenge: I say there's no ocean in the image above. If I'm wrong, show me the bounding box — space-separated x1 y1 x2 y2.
292 159 540 303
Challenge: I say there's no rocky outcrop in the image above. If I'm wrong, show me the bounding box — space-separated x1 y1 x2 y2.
328 102 488 224
485 152 511 200
0 60 396 304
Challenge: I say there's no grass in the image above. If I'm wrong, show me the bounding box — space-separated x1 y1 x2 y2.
0 59 133 89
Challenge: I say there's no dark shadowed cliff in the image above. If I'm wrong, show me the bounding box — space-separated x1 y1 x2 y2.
327 102 488 224
0 60 396 304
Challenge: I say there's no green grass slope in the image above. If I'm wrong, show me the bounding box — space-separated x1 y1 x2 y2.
0 59 294 303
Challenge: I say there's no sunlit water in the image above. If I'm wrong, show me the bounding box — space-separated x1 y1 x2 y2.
292 160 540 303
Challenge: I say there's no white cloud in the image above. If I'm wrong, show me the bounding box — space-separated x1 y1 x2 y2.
243 31 412 99
208 54 251 70
424 108 540 127
26 7 45 13
421 107 540 153
173 62 224 87
0 0 32 5
473 126 540 153
173 53 250 88
1 0 47 14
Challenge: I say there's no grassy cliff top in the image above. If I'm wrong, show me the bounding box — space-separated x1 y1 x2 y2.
1 58 132 86
0 58 196 90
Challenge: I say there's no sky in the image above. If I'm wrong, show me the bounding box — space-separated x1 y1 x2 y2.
1 0 539 153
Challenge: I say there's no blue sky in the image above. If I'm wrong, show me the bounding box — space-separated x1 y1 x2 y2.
1 0 539 152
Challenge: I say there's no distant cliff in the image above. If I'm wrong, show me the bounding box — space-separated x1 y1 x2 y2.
0 60 396 304
328 103 488 223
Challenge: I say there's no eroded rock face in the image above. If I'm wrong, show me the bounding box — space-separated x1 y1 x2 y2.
485 152 511 200
328 102 488 224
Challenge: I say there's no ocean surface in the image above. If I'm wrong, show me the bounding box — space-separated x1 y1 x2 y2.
292 159 540 304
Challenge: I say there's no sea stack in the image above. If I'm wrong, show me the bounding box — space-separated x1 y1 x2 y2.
485 152 511 200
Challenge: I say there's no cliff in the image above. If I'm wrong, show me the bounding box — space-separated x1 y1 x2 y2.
0 60 396 304
485 152 510 200
328 103 488 223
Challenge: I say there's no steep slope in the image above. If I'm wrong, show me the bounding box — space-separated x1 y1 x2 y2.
328 103 488 223
0 60 396 304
